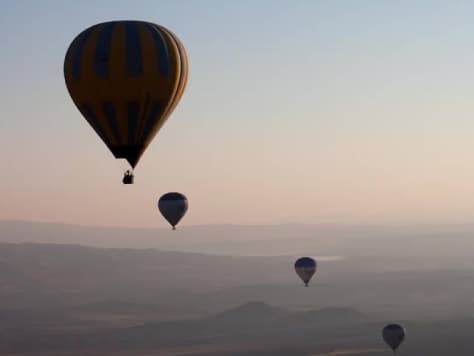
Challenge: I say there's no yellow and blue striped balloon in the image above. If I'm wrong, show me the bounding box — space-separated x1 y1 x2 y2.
64 20 188 169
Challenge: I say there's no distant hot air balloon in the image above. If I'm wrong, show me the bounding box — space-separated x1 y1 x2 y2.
294 257 317 287
64 21 188 184
382 323 405 354
158 192 188 230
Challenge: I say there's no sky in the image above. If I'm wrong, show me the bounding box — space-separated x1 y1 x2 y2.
1 0 474 228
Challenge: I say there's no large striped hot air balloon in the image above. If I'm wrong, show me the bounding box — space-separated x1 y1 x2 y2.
64 20 188 184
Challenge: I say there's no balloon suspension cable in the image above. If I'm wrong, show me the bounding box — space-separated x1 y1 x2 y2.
172 226 176 231
304 283 308 287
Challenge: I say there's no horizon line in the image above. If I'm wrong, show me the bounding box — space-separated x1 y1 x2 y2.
2 219 474 230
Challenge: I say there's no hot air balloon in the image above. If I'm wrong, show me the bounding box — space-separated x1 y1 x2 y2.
64 21 188 184
294 257 317 287
382 323 405 354
158 192 188 230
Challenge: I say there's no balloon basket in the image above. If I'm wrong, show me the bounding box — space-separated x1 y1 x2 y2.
122 172 134 184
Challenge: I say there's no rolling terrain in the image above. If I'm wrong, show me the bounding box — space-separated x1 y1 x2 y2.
2 222 474 354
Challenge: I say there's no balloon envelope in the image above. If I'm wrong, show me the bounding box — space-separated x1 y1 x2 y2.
158 192 188 229
382 324 405 352
294 257 317 286
64 21 188 168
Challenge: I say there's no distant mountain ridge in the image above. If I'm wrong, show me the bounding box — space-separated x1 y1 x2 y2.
0 300 368 354
206 301 366 326
4 219 474 258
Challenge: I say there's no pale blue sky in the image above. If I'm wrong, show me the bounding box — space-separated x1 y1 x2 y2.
2 1 474 227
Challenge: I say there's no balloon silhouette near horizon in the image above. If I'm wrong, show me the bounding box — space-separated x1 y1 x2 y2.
294 257 317 287
158 193 188 230
64 20 188 184
382 323 405 354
